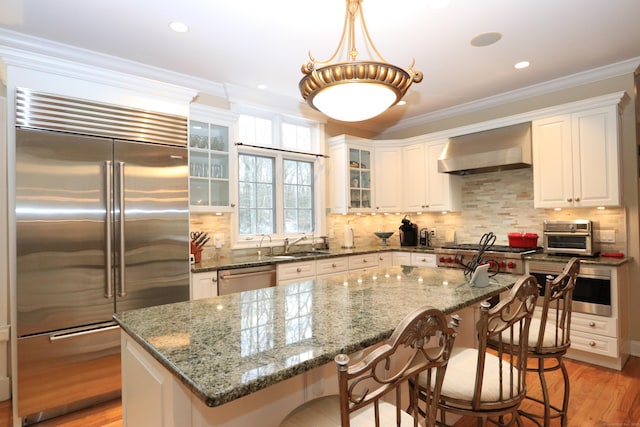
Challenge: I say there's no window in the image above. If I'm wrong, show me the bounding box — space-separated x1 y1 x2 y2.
238 154 274 235
235 110 322 243
283 159 313 233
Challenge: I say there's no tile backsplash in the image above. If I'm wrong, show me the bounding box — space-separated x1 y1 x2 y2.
192 168 627 259
326 168 626 252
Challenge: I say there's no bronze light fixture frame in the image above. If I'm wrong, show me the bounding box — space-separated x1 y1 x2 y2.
299 0 423 122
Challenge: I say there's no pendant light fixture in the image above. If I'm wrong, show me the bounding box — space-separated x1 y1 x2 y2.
299 0 423 122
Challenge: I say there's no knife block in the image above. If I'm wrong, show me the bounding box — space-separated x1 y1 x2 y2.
190 241 203 263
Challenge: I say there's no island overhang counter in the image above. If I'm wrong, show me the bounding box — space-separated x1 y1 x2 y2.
114 265 517 427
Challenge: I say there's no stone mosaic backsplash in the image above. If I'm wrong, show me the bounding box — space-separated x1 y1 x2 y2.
191 168 627 259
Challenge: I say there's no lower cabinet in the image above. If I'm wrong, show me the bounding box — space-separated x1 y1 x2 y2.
410 253 437 268
277 260 317 286
316 256 349 278
190 271 218 300
348 253 380 271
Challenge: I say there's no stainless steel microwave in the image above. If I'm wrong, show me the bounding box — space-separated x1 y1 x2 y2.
543 219 599 256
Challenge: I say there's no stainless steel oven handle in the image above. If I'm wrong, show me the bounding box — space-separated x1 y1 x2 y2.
105 161 113 299
219 270 275 280
118 162 126 297
49 324 120 342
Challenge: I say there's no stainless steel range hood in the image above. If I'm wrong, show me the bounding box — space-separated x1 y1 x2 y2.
438 122 532 175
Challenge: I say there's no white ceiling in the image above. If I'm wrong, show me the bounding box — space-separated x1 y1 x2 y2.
1 0 640 133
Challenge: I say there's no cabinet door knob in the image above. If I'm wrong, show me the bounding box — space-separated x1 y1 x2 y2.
589 341 596 347
589 321 596 327
567 198 573 202
575 197 581 202
332 263 337 268
296 267 302 273
230 203 236 207
363 259 367 263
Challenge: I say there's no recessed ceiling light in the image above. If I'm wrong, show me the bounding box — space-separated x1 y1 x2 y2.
169 21 189 33
396 100 407 106
514 61 531 69
257 84 268 90
470 32 502 47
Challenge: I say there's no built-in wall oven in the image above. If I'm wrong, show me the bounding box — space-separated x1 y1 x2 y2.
527 260 611 317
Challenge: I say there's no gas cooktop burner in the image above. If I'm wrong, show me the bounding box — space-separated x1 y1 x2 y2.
441 244 539 254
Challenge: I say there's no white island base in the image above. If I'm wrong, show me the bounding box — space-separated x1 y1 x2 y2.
120 305 477 427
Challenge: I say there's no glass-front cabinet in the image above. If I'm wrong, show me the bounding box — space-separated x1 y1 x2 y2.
348 148 371 209
327 135 374 214
189 105 238 212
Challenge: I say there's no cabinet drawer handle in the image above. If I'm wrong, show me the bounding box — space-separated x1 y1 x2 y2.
332 263 337 268
589 321 596 327
296 267 302 273
363 259 367 263
589 341 596 347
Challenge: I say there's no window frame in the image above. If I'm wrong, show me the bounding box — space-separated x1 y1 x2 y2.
230 108 326 250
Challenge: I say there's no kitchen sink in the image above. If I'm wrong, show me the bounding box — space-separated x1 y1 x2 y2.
270 251 334 260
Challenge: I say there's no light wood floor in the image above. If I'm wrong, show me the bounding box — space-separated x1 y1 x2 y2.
0 356 637 427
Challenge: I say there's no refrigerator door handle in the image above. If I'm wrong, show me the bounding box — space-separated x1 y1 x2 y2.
105 161 114 299
48 323 120 343
118 161 127 297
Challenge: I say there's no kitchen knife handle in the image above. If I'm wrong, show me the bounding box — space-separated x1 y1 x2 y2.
118 161 127 297
105 161 113 299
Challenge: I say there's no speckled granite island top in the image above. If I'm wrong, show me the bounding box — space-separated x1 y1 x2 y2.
114 266 515 408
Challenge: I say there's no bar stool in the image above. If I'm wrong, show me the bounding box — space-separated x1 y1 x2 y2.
410 274 539 427
279 306 457 427
520 257 580 427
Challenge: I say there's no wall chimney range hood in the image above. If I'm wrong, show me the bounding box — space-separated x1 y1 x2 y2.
437 122 532 175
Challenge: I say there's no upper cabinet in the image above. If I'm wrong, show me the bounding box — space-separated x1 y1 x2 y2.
402 139 462 212
532 104 620 208
373 143 403 213
189 105 238 212
328 136 375 214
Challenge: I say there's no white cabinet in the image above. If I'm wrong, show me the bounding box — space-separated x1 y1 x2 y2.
392 252 412 266
402 140 461 212
376 252 393 267
189 105 238 212
410 253 437 268
327 136 374 214
348 253 380 271
277 260 317 286
373 144 403 213
532 105 620 208
316 256 349 277
190 271 218 300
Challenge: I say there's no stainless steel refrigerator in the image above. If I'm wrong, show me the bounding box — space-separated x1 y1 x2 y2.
15 111 189 422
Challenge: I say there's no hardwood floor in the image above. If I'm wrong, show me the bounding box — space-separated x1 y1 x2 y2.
0 357 637 426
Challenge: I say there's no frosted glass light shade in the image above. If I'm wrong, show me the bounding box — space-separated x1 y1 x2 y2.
312 82 398 122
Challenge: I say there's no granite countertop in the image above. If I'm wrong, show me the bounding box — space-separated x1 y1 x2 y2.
524 252 631 267
191 244 436 273
114 265 515 408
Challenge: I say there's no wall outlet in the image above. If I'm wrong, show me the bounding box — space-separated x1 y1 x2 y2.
600 229 615 243
429 229 437 238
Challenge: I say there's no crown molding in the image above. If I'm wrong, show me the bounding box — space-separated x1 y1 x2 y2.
0 28 222 99
383 56 640 135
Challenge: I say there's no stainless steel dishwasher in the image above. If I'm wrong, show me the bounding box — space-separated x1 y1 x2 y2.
218 264 277 295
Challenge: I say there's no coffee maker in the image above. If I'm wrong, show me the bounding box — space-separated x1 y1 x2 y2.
419 228 430 247
399 216 418 246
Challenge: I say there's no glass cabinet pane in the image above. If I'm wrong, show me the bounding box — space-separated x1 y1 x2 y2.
189 119 231 210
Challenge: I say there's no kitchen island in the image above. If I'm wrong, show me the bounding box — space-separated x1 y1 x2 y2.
114 265 517 427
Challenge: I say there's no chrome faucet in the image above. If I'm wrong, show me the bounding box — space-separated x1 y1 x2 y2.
258 234 272 256
283 234 307 254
